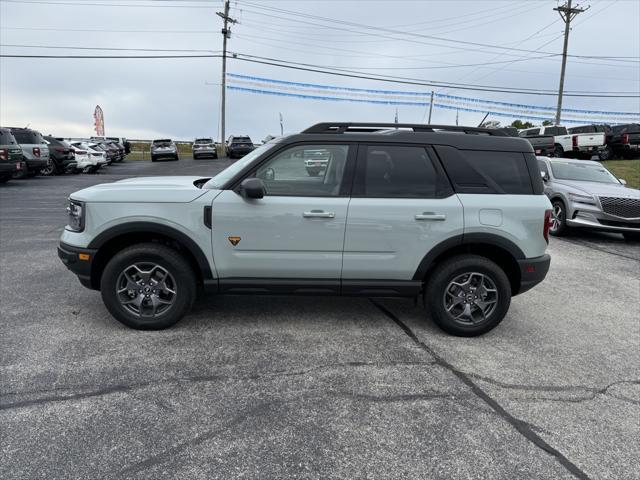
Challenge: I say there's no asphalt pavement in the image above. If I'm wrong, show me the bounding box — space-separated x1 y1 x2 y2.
1 157 638 479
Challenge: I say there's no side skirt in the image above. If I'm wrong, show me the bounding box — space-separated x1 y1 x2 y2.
212 278 422 297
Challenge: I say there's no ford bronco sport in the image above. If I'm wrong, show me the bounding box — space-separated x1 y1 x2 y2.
58 123 552 336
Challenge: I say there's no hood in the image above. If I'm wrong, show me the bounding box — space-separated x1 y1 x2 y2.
555 180 640 198
71 176 211 203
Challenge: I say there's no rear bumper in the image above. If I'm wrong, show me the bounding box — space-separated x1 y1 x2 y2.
58 242 98 289
0 162 20 174
25 158 48 169
516 254 551 295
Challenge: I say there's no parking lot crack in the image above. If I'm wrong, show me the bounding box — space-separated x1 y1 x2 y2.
371 299 593 480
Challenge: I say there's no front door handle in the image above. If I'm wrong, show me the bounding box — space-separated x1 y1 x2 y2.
303 210 335 219
415 212 446 221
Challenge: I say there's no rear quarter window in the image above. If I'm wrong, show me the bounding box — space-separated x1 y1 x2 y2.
0 129 17 144
435 146 534 195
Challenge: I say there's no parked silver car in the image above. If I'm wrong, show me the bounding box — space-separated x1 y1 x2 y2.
537 156 640 241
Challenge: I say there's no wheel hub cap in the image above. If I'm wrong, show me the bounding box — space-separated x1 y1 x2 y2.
444 272 498 325
116 262 176 318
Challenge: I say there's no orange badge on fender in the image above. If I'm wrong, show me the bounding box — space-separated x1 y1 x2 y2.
228 236 241 246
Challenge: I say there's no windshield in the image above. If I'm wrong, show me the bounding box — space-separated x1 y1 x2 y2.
203 143 276 189
12 130 44 144
550 161 620 184
231 137 251 144
153 139 172 144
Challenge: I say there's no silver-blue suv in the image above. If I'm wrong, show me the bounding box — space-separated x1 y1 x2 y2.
58 123 552 336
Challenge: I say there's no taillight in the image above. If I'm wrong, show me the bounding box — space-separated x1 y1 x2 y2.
33 147 41 157
622 133 629 144
572 135 578 149
0 148 7 161
54 146 65 152
543 209 552 244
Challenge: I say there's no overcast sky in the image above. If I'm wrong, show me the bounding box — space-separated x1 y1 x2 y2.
1 0 639 142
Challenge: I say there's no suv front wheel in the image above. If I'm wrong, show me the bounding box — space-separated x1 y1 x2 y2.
101 243 196 329
425 255 511 337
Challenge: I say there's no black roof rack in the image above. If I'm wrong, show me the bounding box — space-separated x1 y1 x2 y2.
302 122 507 136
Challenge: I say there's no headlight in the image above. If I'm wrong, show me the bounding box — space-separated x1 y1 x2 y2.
568 192 596 205
66 199 85 232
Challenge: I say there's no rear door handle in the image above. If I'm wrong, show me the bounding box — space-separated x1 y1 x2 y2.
303 210 335 219
415 212 446 221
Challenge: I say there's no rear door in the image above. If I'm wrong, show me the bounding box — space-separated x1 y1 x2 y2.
211 143 355 289
342 144 463 289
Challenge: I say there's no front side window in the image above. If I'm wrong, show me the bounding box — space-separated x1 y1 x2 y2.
255 144 350 196
361 145 442 198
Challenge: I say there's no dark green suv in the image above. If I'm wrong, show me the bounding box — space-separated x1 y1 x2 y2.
0 128 24 183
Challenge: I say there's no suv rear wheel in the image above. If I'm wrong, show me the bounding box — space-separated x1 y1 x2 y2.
100 243 196 329
425 255 511 337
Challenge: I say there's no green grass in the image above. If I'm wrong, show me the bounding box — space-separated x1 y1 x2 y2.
602 160 640 189
127 141 226 161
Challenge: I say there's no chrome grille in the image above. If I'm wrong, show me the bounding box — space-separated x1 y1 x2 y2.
599 196 640 218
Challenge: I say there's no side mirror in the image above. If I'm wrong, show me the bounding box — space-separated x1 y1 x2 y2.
240 178 266 199
541 171 549 182
619 178 627 185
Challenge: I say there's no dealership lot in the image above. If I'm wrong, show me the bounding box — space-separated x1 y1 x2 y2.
1 158 638 479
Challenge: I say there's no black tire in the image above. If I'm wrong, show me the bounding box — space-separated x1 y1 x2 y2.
425 255 511 337
0 174 12 183
549 199 570 236
598 145 613 161
623 232 640 242
306 168 321 177
151 155 157 162
174 155 179 161
193 154 199 160
40 162 58 176
553 145 564 158
100 243 196 330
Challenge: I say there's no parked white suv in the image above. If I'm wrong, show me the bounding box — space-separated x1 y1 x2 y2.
58 123 552 336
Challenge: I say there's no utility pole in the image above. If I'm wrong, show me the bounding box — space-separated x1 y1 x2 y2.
427 90 434 123
217 0 236 148
553 0 587 125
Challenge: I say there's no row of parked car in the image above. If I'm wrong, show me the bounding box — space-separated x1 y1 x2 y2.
0 127 131 183
506 123 640 161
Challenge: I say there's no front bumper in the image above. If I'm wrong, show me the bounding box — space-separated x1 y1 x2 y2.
567 203 640 233
567 213 640 232
58 242 98 289
517 254 551 295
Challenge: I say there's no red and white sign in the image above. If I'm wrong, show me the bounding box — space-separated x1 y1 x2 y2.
93 105 104 136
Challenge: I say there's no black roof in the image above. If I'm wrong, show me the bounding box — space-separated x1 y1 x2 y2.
281 122 533 153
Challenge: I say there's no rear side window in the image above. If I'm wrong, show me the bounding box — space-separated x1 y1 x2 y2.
544 126 567 136
358 145 451 198
435 146 533 195
0 129 17 144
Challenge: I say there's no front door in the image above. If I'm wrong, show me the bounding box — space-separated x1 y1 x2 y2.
211 143 355 292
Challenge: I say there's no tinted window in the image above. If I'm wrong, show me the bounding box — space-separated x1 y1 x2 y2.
521 128 540 137
255 144 349 196
195 138 213 144
545 126 567 136
436 146 533 194
361 145 440 198
11 130 44 144
0 129 17 145
153 139 172 144
232 137 252 144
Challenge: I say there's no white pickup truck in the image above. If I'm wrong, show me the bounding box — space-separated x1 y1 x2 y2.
519 125 605 159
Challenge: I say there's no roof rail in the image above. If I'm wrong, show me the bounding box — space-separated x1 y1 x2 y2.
302 122 507 136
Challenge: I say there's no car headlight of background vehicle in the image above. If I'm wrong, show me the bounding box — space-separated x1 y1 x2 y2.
66 199 85 232
568 192 597 206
